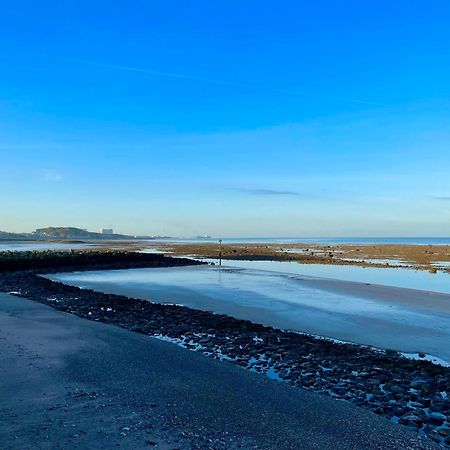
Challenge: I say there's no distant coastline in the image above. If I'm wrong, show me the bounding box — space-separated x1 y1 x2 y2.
154 236 450 246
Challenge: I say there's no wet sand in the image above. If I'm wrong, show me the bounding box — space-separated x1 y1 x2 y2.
139 242 450 273
0 293 436 450
2 239 449 273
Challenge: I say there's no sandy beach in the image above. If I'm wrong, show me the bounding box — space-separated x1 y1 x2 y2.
1 292 437 450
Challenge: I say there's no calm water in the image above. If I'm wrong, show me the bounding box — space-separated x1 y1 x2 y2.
154 237 450 245
47 265 450 362
202 259 450 294
0 242 95 252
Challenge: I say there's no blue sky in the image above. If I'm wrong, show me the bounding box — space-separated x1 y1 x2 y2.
1 1 449 236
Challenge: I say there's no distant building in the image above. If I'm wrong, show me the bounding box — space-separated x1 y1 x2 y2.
100 228 114 235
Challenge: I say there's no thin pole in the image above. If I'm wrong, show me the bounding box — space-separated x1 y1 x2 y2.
219 239 222 266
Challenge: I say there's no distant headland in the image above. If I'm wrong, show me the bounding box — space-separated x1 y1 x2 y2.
0 227 137 241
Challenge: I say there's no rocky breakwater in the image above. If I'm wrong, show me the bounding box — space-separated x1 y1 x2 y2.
0 249 204 273
0 256 448 447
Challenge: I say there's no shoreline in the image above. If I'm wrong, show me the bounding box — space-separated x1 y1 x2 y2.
1 264 449 446
2 240 450 274
136 241 450 274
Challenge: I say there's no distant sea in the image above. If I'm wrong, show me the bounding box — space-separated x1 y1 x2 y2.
156 237 450 245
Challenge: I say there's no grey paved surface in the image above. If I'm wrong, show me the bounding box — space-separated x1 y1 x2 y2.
0 293 437 449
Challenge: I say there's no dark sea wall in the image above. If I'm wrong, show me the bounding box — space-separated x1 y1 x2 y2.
0 250 203 272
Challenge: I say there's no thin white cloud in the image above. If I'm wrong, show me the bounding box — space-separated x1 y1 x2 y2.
230 187 303 197
69 59 383 106
69 58 236 86
40 169 63 182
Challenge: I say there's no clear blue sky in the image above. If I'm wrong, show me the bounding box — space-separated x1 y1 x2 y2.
1 1 449 236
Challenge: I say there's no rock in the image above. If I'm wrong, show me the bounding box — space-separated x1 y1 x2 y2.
413 408 426 419
425 412 445 426
398 414 423 428
389 385 404 395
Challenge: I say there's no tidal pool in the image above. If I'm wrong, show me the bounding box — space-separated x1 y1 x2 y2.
47 264 450 362
203 259 450 294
